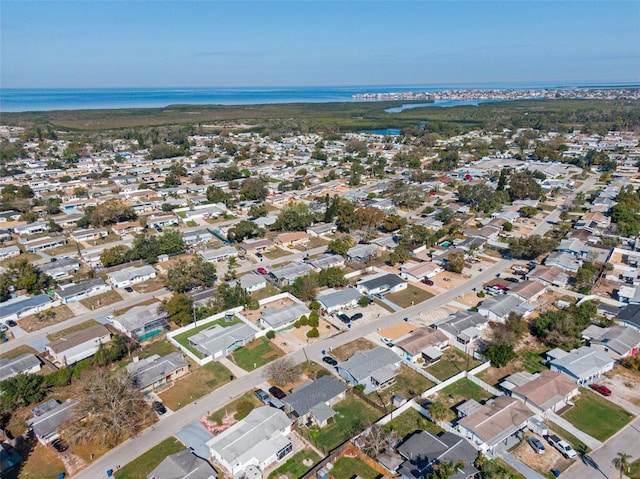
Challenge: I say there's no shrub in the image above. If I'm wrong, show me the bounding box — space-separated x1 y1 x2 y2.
266 330 276 339
309 311 320 327
299 315 309 326
306 327 319 338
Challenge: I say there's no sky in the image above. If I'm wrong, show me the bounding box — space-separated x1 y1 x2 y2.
1 1 639 88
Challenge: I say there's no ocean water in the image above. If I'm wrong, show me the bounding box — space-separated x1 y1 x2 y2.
0 82 636 113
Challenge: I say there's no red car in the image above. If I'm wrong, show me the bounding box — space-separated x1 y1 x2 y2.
589 383 612 396
492 284 506 290
257 267 268 275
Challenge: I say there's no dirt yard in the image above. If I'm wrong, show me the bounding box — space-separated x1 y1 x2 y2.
17 305 76 332
287 318 334 343
457 291 483 307
331 338 377 361
242 296 297 325
602 366 640 406
512 432 575 475
431 270 469 291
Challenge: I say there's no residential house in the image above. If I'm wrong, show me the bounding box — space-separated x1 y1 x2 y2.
28 400 76 444
544 251 582 273
617 285 640 304
148 214 179 229
307 223 336 237
233 273 267 292
187 323 256 360
394 431 479 479
21 235 67 253
146 450 217 479
206 406 292 476
198 246 238 263
268 263 312 285
394 327 449 364
260 303 311 330
457 396 535 454
315 288 363 313
69 227 108 243
477 295 534 322
357 273 407 296
399 262 442 282
239 238 274 255
0 353 42 381
127 352 190 393
0 210 21 222
107 265 157 288
111 221 144 237
183 228 214 245
110 303 170 340
0 294 52 323
282 375 347 427
433 311 488 347
527 265 570 288
346 243 379 263
507 280 547 303
14 220 49 236
306 254 345 272
45 324 111 366
617 304 640 331
503 370 579 415
275 231 309 248
547 346 615 384
464 225 501 242
0 245 20 261
581 324 640 360
54 279 111 304
38 257 80 281
336 346 401 393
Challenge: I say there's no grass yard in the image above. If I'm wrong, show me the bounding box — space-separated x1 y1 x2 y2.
331 338 377 362
79 289 123 310
267 449 321 479
114 438 185 479
424 348 481 381
11 441 66 479
251 282 281 300
385 284 434 308
138 340 177 359
519 350 547 374
158 361 232 410
263 248 292 260
561 390 633 442
132 276 166 293
628 459 640 479
172 316 242 358
209 392 262 425
439 378 493 403
382 406 443 437
0 252 41 267
230 336 285 371
330 457 380 479
46 319 100 342
303 395 383 453
368 365 434 406
42 243 81 255
113 298 159 316
0 344 38 360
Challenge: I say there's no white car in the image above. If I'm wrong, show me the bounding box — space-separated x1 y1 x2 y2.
380 337 394 347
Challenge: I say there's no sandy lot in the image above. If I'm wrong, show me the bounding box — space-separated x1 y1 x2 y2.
242 297 296 325
287 318 334 344
457 291 483 307
512 432 575 474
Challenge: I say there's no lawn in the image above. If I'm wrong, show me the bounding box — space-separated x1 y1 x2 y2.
263 248 292 260
519 350 546 374
42 243 81 255
114 438 185 479
0 252 41 267
368 365 434 407
302 395 384 453
382 406 443 437
79 289 123 310
132 277 166 293
138 339 177 359
424 348 481 381
0 344 39 360
439 378 493 403
251 282 281 300
385 284 434 308
230 336 285 371
561 390 633 442
629 459 640 479
209 392 262 425
331 338 377 362
172 316 242 358
113 298 159 316
158 361 233 410
46 319 100 342
267 449 321 479
10 441 66 479
330 457 380 479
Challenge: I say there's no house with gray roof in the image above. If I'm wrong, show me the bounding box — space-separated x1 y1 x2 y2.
146 449 217 479
581 324 640 361
127 352 190 393
347 243 379 263
107 265 156 288
0 245 20 261
357 273 407 296
54 278 111 304
336 346 401 393
233 273 266 292
433 310 488 347
268 263 312 285
0 293 52 323
282 375 347 427
183 228 214 245
198 246 238 263
0 353 42 381
394 431 479 479
38 257 80 281
315 288 362 313
547 346 614 385
306 254 345 272
188 323 256 360
206 406 292 476
477 295 534 322
45 324 111 366
28 400 76 444
110 303 169 341
260 303 311 330
544 251 582 273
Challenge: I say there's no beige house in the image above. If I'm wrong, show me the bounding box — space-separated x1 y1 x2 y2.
275 231 309 247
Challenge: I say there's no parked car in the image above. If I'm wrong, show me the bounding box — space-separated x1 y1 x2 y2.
256 252 263 258
51 439 68 452
422 278 434 286
322 356 338 366
380 337 394 347
338 313 351 323
257 267 268 275
5 320 17 327
0 324 7 333
152 400 167 415
589 383 612 396
527 436 546 454
254 388 270 404
503 277 519 283
269 386 287 400
545 434 577 459
124 286 134 292
350 313 363 321
492 284 506 290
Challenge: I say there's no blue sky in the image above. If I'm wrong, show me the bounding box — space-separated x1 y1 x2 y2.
2 1 639 88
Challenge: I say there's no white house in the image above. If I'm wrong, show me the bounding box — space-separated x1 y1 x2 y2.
107 265 157 288
547 346 615 385
357 273 407 296
45 324 111 366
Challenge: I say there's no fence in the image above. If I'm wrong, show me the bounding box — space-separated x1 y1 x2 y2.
300 442 351 479
402 359 442 385
421 370 467 398
350 388 388 414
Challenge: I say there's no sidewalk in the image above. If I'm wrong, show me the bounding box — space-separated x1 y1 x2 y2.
546 411 602 450
218 357 249 378
499 452 547 479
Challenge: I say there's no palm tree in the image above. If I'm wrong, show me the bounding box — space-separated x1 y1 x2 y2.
428 400 453 423
612 452 632 479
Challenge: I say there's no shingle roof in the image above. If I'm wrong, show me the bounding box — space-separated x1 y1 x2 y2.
283 376 346 417
549 346 613 381
395 327 448 357
357 273 405 291
316 288 362 310
0 353 41 382
189 323 256 357
147 450 217 479
46 324 110 354
338 346 399 382
512 370 577 410
127 353 189 390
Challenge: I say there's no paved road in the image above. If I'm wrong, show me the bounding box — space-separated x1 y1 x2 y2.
73 258 511 479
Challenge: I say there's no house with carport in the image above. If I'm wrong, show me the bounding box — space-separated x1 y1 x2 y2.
394 327 449 364
282 375 347 427
315 288 362 313
337 347 401 393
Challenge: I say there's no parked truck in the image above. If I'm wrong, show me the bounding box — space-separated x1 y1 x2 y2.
545 434 577 459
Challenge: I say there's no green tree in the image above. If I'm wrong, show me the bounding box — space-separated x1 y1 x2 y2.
248 204 268 218
318 267 348 287
206 185 231 204
100 245 130 267
508 172 543 201
612 452 631 479
164 257 216 292
445 250 465 274
327 236 355 257
239 177 268 201
1 258 51 295
388 246 411 265
0 374 48 410
519 206 538 218
429 400 453 423
382 214 407 232
160 292 194 326
483 343 516 368
508 235 557 260
273 202 315 231
227 220 266 242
